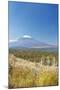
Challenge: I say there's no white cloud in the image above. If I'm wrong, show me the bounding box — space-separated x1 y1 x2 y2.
9 35 32 43
9 39 18 43
23 35 32 38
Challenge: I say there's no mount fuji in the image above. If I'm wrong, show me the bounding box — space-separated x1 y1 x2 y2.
9 35 57 49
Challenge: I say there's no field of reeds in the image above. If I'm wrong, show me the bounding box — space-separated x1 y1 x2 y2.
8 49 58 88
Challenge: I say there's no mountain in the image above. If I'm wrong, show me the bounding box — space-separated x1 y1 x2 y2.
9 36 57 49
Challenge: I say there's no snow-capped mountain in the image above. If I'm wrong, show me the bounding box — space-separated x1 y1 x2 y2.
9 35 57 48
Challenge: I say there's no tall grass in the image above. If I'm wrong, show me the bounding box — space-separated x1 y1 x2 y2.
9 53 58 88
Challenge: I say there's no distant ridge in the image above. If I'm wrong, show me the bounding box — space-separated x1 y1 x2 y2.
9 35 57 49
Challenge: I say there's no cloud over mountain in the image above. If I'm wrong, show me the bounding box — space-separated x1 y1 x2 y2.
23 35 32 38
9 39 18 43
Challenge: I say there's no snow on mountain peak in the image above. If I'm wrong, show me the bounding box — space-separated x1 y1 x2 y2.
23 35 32 39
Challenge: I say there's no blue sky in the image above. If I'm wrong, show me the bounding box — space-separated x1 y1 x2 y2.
8 1 58 45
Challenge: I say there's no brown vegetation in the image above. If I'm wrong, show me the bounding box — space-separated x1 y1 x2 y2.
8 49 58 88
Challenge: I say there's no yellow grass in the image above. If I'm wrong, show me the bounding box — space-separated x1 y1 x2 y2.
9 54 58 88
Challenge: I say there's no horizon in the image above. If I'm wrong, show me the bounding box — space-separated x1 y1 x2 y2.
8 1 58 45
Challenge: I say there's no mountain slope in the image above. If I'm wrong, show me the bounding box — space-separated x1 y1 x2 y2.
9 36 57 48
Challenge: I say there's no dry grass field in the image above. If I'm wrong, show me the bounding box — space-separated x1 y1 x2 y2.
8 49 58 88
